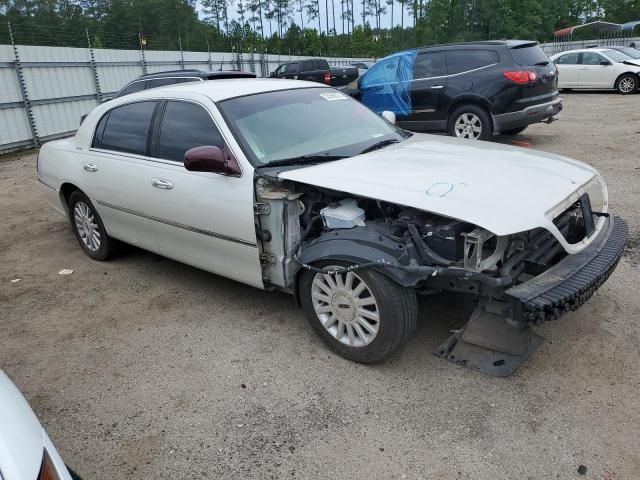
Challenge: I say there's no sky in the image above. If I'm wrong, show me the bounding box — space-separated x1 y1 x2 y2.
196 0 413 35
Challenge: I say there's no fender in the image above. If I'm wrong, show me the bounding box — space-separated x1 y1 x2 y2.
295 225 427 289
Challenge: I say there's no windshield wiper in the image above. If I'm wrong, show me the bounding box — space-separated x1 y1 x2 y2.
265 154 346 168
534 61 550 66
359 138 400 154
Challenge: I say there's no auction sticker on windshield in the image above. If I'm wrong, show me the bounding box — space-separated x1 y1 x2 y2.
319 92 348 101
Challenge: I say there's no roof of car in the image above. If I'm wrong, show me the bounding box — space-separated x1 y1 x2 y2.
415 39 538 50
553 47 614 55
122 78 324 103
136 69 256 80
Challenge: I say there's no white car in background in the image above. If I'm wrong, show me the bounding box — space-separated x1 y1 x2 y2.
0 370 76 480
550 48 640 94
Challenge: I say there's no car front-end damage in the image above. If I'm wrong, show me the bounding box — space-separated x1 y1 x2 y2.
253 136 628 375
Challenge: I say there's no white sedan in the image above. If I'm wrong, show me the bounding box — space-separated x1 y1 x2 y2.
37 79 627 376
0 370 76 480
550 47 640 94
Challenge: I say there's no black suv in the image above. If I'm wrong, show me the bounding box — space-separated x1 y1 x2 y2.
347 40 562 140
114 69 256 99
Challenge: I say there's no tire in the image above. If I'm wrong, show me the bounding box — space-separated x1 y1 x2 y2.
68 190 115 261
299 260 418 363
616 74 638 95
501 126 528 135
448 104 493 141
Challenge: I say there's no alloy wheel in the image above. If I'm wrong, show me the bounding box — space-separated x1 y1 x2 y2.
311 269 380 347
454 113 483 139
619 76 636 94
73 201 101 251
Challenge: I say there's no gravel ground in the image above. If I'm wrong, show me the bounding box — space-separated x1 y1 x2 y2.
1 92 639 480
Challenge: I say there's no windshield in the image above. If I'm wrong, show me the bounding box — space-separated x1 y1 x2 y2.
608 48 640 60
218 87 409 166
601 49 635 62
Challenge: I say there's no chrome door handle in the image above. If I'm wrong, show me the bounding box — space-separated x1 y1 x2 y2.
430 85 444 90
83 163 98 172
151 178 174 190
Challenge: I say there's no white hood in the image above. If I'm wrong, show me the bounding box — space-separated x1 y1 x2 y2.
278 133 601 241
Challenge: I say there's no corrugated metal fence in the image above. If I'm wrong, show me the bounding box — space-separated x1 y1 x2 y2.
0 43 371 154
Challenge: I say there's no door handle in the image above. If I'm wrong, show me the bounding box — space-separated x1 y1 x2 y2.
151 178 174 190
83 163 98 172
430 85 444 90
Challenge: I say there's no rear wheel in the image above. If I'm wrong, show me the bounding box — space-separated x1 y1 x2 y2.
501 126 528 135
68 190 115 261
299 260 418 363
448 105 493 141
616 74 638 94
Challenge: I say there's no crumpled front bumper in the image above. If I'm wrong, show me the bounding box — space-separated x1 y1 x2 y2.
506 215 628 324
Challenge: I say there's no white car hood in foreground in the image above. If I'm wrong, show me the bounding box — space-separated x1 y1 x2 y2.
278 134 602 249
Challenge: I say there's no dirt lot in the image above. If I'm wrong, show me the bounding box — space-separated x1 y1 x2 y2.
1 92 639 480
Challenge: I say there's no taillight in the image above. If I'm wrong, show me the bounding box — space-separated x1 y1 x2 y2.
323 72 331 84
503 71 537 84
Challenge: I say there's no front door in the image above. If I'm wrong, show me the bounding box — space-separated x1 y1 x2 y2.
408 51 447 127
579 52 614 88
143 99 263 288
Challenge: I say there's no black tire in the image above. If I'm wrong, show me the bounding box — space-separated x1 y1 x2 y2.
68 190 115 261
501 126 528 135
299 260 418 363
616 73 638 95
447 104 493 141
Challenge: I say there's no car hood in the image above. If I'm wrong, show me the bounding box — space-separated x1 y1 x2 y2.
277 133 599 237
0 371 44 480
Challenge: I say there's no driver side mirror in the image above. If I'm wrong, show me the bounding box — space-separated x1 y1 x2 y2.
184 145 241 176
600 60 611 66
381 111 396 125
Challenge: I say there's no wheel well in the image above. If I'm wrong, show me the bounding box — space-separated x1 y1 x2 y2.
59 183 80 209
446 99 492 128
614 72 638 88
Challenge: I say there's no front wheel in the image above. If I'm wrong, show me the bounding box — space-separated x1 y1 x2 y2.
616 74 638 95
299 261 418 363
448 105 493 141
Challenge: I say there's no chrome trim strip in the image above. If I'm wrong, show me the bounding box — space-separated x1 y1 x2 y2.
96 200 257 248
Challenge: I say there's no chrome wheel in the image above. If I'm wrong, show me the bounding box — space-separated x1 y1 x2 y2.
311 268 380 347
454 113 483 139
73 201 101 251
619 76 636 93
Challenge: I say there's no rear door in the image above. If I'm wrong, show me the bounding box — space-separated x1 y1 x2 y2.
578 51 614 88
408 50 447 125
283 62 300 79
553 52 580 87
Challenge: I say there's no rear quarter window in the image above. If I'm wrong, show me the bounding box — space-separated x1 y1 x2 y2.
445 49 499 75
510 45 550 66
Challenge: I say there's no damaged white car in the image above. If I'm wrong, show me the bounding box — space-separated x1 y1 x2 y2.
37 80 628 375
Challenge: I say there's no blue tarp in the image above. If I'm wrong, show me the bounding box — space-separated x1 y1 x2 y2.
360 50 416 116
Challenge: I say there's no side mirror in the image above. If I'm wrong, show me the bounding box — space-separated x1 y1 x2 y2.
600 61 611 66
381 111 396 125
184 145 241 176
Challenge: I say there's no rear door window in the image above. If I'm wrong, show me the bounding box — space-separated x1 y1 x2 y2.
555 52 579 65
157 101 224 162
117 80 146 97
413 51 446 79
445 49 499 75
510 45 550 66
95 101 157 155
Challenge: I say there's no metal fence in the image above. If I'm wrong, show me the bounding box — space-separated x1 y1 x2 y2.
0 39 371 154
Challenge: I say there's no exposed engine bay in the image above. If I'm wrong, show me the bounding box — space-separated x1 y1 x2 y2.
254 176 590 303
